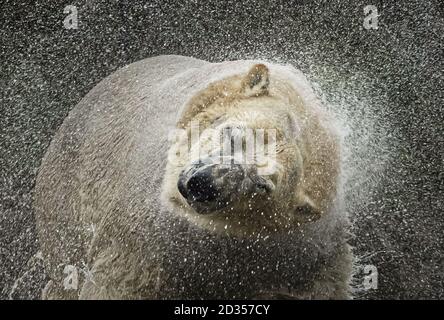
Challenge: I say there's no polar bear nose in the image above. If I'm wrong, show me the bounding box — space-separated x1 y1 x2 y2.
186 169 219 202
178 162 274 214
178 166 220 203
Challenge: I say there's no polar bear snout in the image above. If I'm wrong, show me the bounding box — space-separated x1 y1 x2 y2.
178 163 241 214
178 165 220 203
177 162 273 214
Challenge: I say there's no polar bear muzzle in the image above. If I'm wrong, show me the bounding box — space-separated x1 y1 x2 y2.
177 162 274 214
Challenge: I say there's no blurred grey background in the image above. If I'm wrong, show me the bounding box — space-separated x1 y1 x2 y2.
0 0 443 299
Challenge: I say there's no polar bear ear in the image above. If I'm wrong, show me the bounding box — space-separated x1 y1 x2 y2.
241 64 270 97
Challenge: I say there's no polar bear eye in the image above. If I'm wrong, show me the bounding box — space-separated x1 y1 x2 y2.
212 115 226 125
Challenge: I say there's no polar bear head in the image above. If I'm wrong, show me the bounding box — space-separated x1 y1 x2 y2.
162 64 324 236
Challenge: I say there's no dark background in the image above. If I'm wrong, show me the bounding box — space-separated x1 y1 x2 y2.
0 0 442 299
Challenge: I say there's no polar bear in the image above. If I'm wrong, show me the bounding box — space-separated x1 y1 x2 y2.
34 55 353 299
